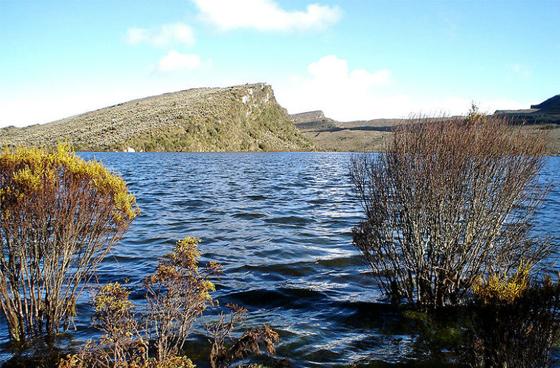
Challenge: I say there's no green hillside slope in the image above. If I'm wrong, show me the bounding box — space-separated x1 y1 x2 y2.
0 83 313 152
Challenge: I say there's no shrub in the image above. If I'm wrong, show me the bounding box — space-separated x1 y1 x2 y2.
208 304 280 368
144 236 217 362
59 237 278 368
350 110 549 307
57 237 212 368
471 261 531 304
58 283 150 368
0 145 139 343
465 271 560 367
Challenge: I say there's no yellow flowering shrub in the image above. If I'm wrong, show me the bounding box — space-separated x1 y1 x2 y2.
0 144 138 223
472 262 531 304
0 144 139 342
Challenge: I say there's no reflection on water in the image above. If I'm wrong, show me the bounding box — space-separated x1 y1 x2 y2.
0 152 558 367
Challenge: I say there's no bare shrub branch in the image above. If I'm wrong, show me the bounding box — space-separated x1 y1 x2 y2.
208 304 280 368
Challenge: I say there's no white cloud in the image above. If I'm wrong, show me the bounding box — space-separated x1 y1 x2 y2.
274 55 527 121
0 90 148 127
157 50 202 72
275 55 401 121
509 63 532 79
126 22 195 46
191 0 341 31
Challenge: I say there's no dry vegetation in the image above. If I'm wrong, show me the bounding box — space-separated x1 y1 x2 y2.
0 84 312 152
349 111 560 366
350 111 549 307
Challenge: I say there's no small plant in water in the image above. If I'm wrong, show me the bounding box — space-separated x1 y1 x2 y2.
58 237 279 368
208 304 280 368
58 283 152 368
465 264 560 368
144 236 217 363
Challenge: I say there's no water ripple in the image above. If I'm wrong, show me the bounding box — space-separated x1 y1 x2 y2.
0 152 558 367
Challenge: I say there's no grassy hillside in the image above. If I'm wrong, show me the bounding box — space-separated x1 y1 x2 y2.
0 83 313 152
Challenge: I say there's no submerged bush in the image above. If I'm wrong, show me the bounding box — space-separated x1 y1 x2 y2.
59 237 279 368
465 270 560 368
144 236 217 363
0 145 139 343
403 273 560 368
350 110 549 307
208 304 280 368
58 283 151 368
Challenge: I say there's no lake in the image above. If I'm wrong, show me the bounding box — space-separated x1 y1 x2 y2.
1 152 558 367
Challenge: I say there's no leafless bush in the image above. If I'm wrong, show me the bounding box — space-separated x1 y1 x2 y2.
0 145 139 343
351 110 549 307
208 304 280 368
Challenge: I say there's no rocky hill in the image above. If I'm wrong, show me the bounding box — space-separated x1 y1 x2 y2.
495 94 560 125
290 110 337 130
0 83 312 152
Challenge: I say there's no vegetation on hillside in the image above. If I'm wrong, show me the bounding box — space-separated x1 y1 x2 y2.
0 84 312 152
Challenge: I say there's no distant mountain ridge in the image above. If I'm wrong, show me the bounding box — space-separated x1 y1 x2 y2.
0 84 313 152
292 96 560 153
531 95 560 114
495 94 560 124
290 110 337 130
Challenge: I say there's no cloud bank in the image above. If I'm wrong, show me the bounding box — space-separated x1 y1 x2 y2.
275 55 526 120
157 51 201 72
126 23 195 46
191 0 341 31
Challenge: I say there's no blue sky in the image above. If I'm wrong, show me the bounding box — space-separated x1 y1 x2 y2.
1 0 559 127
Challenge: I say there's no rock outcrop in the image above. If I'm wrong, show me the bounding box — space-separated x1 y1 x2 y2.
495 94 560 124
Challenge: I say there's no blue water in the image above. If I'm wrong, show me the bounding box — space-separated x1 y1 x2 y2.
1 153 558 367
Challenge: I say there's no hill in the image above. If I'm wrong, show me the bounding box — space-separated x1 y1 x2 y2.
290 110 337 130
0 83 313 152
495 94 560 125
291 110 402 151
292 106 560 153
